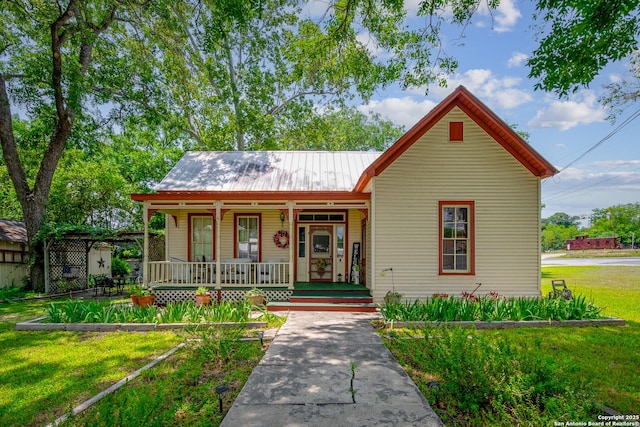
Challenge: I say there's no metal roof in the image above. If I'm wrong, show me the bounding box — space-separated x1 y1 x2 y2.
0 220 27 244
155 151 382 192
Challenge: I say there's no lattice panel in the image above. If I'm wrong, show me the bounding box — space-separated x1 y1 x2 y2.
154 289 292 305
155 289 196 305
149 235 165 261
49 239 88 293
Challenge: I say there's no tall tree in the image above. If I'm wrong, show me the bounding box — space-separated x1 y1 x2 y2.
542 212 581 228
528 0 640 96
588 203 640 245
0 1 424 290
0 1 129 289
124 0 427 150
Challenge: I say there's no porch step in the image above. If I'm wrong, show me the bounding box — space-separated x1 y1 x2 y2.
268 286 377 312
289 295 374 304
267 301 378 313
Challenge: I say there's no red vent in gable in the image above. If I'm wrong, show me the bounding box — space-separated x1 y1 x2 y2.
449 122 463 142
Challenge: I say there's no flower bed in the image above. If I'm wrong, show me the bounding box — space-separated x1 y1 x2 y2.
380 294 605 322
41 299 273 324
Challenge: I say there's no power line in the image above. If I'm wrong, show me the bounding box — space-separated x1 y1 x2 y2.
543 106 640 187
543 164 640 204
541 106 640 206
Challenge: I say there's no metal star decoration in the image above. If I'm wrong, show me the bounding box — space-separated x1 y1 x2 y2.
98 257 105 268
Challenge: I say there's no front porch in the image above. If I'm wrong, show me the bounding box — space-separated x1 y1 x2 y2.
148 259 291 288
151 281 377 312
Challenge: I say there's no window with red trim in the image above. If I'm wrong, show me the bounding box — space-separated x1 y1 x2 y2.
236 215 260 261
189 214 214 262
439 202 474 274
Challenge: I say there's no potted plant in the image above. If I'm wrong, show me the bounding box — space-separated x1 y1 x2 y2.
384 290 402 304
137 289 156 307
130 284 143 306
314 258 328 277
130 285 155 307
195 286 211 306
245 287 266 306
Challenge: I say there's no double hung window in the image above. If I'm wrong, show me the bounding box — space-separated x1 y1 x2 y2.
440 202 474 274
237 215 260 262
190 215 213 262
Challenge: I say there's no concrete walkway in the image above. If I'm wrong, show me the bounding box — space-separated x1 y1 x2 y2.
221 311 443 427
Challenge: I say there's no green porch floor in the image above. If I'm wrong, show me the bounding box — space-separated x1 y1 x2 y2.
293 282 368 291
152 282 367 291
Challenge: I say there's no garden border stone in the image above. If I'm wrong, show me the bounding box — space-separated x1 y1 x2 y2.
385 318 626 329
14 316 268 331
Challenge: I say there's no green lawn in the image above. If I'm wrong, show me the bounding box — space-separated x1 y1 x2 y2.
542 266 640 321
57 330 264 426
0 297 269 426
383 265 640 425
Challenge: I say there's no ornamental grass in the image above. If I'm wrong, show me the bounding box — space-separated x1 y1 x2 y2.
44 299 258 324
379 294 602 322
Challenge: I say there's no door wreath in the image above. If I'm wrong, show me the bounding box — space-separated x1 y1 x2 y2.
273 230 289 249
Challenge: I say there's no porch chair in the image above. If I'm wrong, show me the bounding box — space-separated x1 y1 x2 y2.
170 257 191 283
550 279 573 300
260 258 283 284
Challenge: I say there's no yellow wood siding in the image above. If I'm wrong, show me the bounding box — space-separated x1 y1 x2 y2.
372 108 541 300
346 210 362 280
166 209 362 269
166 210 284 261
166 211 189 260
0 241 27 288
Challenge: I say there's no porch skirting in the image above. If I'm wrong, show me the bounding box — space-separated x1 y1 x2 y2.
152 286 293 305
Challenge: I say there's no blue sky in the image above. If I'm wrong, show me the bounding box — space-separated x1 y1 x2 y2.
308 1 640 221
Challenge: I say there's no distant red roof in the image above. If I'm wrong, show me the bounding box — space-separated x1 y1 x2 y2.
0 220 27 244
354 86 558 192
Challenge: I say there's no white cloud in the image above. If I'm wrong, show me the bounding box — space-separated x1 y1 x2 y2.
493 0 522 32
507 52 528 68
356 32 382 56
542 165 640 216
422 69 532 110
358 97 437 128
609 73 623 84
592 159 640 168
476 0 521 32
404 0 422 14
528 92 607 130
301 0 327 18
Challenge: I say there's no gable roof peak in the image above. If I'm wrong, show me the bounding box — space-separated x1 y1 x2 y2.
353 86 557 191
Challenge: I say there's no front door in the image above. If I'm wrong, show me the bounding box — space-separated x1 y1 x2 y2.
309 225 332 281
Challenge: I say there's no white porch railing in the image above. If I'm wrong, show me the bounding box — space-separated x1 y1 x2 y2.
147 260 290 287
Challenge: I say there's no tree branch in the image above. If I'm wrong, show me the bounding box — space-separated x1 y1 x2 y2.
0 75 31 205
267 91 335 116
51 0 77 122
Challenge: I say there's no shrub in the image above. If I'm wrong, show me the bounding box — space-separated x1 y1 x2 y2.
111 257 131 277
386 327 597 425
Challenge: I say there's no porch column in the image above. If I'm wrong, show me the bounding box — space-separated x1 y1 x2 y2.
215 202 222 289
288 201 294 289
370 182 376 292
143 202 149 287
